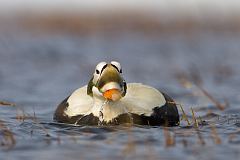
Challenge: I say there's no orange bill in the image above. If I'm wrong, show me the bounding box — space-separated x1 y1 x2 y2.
103 89 122 101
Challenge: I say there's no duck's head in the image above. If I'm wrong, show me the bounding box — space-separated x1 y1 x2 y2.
87 61 127 101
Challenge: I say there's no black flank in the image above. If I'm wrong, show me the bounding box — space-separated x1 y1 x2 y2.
54 97 99 125
54 96 70 122
110 92 179 126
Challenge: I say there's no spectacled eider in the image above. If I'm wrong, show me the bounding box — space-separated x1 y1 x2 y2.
54 61 179 126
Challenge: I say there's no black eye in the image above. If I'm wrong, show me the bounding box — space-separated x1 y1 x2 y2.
96 70 100 74
120 69 122 73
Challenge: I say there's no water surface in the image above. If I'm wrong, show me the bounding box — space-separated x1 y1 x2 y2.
0 31 240 160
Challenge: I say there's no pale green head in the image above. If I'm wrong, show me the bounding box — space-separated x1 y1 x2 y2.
87 61 127 101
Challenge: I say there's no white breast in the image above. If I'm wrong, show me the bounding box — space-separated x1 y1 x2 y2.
91 83 167 122
90 99 128 122
64 83 167 123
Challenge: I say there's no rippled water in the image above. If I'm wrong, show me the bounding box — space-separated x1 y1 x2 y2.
0 31 240 160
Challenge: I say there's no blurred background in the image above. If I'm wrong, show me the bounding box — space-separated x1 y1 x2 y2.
0 0 240 107
1 1 240 160
1 0 240 32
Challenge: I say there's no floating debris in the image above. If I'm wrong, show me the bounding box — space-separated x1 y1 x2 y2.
0 101 15 106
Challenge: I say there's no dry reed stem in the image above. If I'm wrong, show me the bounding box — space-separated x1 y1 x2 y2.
195 129 205 145
144 138 158 160
33 118 50 137
15 107 37 122
168 101 191 126
56 133 61 145
196 85 225 111
228 128 240 143
189 108 206 145
198 116 204 125
191 108 199 128
163 127 175 147
181 139 188 147
69 134 78 143
179 104 191 126
122 126 136 156
15 106 50 137
228 133 237 143
176 71 226 111
210 124 222 144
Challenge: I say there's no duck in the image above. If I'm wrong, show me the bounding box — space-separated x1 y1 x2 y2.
54 61 179 126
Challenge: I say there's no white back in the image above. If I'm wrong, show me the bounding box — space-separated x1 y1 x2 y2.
121 83 166 116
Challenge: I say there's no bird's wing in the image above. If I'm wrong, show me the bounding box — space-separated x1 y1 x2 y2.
121 83 166 116
64 85 93 117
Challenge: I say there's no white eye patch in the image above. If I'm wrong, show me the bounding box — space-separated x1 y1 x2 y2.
111 61 122 73
95 62 107 74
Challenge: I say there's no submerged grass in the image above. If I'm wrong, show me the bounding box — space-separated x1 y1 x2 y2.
0 102 51 146
15 107 37 122
15 106 50 137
